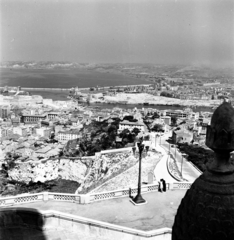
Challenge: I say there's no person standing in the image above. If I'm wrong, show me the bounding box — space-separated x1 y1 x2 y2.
161 179 167 192
158 180 162 192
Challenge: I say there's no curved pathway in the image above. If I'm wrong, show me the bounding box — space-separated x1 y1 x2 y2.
151 134 176 183
153 131 201 183
162 143 201 182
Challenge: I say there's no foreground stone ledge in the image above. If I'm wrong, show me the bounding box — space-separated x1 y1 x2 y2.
0 208 172 240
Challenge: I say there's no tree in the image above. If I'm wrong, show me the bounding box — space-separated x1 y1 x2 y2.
119 129 130 138
107 124 117 134
123 116 137 122
127 133 135 143
151 124 164 132
171 116 178 126
132 127 140 135
152 112 160 119
160 91 173 98
144 135 150 141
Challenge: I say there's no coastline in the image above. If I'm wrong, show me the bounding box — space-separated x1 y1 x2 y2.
91 93 218 110
0 86 216 112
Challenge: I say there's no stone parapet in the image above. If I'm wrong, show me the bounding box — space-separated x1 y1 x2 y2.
0 182 192 207
0 208 172 240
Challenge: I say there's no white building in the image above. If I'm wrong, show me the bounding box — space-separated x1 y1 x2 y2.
118 120 145 133
161 116 171 125
188 112 199 120
58 130 80 142
13 126 27 136
35 127 52 138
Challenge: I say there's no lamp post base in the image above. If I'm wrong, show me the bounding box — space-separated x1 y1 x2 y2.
130 199 147 206
130 194 147 206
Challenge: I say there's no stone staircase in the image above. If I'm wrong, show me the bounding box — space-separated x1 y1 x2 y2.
44 228 111 240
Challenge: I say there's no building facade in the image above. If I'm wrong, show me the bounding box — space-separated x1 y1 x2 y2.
118 120 145 133
21 114 46 124
57 131 80 142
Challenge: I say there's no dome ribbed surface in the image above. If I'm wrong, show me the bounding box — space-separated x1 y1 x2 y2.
172 102 234 240
172 172 234 240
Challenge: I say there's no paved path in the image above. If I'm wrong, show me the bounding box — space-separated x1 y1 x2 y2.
151 133 176 183
3 190 187 231
153 146 176 183
162 143 201 182
152 132 201 183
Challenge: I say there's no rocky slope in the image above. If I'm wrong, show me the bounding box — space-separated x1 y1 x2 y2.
91 151 162 193
8 158 92 184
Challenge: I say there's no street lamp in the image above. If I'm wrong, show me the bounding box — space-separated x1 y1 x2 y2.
132 146 136 156
181 153 187 178
156 133 160 147
145 145 149 154
131 138 147 205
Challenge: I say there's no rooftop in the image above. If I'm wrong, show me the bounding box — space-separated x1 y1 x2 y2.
120 120 145 126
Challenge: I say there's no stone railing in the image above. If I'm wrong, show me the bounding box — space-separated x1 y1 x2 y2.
0 208 172 240
89 183 169 203
43 210 172 240
0 192 80 207
99 147 133 155
0 182 192 207
166 154 183 182
172 182 192 190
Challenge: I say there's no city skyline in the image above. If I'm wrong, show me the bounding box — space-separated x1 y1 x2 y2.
1 0 234 65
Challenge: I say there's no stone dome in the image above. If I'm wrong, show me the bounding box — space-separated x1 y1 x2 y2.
172 102 234 240
206 102 234 152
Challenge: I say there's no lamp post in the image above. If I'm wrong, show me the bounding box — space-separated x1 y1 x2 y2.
131 138 146 205
155 133 158 147
132 146 136 156
145 145 149 154
181 154 186 178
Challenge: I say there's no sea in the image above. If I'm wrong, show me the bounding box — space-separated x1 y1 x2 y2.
0 68 148 88
0 68 213 113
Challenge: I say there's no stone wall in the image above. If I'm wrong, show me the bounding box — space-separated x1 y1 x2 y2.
0 208 172 240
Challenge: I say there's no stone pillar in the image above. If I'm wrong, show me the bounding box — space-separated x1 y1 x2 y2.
43 192 49 202
79 194 90 204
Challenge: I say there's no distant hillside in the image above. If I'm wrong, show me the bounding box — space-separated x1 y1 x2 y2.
0 61 89 69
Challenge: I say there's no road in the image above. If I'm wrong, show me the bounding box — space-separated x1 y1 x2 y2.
152 131 201 183
151 133 176 183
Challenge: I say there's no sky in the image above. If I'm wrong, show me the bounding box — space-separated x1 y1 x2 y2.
1 0 234 65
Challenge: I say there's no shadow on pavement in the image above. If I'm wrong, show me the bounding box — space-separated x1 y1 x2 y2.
0 207 46 240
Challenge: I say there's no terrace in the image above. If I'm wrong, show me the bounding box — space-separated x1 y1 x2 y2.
0 185 188 239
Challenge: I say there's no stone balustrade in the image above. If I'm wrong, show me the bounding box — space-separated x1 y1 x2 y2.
0 192 80 207
0 182 191 207
89 183 163 203
172 182 192 190
167 154 183 181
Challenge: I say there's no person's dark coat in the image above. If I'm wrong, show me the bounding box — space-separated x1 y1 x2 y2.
161 179 167 192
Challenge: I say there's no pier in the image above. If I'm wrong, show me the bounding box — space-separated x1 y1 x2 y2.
22 87 72 91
